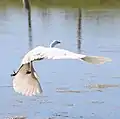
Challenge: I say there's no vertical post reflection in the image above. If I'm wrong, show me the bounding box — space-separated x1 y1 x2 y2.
22 0 33 50
28 8 33 50
77 8 82 53
22 0 31 10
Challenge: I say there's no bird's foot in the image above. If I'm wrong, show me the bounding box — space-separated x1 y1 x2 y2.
26 70 31 74
11 70 17 76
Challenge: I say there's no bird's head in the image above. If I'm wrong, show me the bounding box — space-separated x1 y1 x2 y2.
50 40 61 48
54 40 61 44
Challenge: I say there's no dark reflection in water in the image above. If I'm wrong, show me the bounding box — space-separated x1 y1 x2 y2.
56 88 103 93
27 7 33 50
86 84 120 89
22 0 31 11
23 0 33 50
77 8 81 53
56 88 89 93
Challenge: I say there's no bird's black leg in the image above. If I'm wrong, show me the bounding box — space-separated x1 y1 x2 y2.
26 70 31 74
26 62 32 74
11 70 17 76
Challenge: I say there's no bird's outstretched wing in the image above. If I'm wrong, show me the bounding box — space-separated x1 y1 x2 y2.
21 46 112 65
12 63 42 96
12 45 112 96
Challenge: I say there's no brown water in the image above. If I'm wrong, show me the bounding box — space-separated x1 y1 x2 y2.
0 2 119 119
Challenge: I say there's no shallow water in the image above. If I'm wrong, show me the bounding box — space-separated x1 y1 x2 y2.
0 3 120 119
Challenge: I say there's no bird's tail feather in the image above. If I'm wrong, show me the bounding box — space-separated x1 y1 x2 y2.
81 56 112 64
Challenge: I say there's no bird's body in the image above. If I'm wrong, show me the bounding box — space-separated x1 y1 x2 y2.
11 40 112 96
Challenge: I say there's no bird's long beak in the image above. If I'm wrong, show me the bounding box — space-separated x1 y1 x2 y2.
57 41 61 44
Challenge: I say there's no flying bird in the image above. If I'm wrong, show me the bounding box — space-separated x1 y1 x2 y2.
11 40 112 96
11 40 61 96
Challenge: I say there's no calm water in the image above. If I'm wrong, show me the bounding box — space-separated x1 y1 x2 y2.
0 4 120 119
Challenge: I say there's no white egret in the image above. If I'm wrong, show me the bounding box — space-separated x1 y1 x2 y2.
11 40 61 96
11 40 112 96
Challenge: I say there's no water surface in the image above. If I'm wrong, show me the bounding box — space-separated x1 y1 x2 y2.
0 3 119 119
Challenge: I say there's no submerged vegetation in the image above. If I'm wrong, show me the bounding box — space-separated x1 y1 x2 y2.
1 0 120 8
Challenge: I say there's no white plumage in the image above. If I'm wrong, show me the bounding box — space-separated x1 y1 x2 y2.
21 46 86 65
11 40 112 96
21 45 111 65
12 63 42 96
